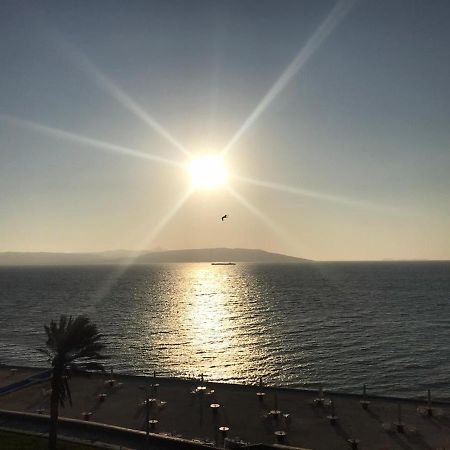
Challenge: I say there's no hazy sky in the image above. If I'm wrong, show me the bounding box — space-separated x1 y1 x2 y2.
1 0 449 261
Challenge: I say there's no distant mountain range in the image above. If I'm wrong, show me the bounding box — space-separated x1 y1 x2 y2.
0 248 310 266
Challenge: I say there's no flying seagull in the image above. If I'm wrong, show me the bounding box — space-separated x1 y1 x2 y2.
221 214 228 221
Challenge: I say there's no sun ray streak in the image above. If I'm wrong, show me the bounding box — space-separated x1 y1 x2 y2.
225 185 296 247
0 115 185 168
221 0 358 156
87 188 194 311
234 174 393 211
135 187 195 249
58 40 191 158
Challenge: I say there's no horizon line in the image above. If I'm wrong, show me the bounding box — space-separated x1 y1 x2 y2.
0 249 448 263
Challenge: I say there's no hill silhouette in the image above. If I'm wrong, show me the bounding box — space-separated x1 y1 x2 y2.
134 248 309 263
0 248 309 265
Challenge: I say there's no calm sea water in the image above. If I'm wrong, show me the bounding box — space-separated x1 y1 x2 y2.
1 262 449 399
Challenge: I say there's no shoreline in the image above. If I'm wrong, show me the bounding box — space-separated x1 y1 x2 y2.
2 364 450 405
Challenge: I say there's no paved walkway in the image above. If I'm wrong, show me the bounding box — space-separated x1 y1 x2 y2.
0 370 51 395
2 367 450 449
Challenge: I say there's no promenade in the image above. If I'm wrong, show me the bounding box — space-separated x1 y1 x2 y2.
1 366 450 449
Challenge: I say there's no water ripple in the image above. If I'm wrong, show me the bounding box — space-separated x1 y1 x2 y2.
1 262 450 398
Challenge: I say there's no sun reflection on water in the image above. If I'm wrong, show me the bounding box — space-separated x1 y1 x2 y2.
116 263 295 384
182 265 237 373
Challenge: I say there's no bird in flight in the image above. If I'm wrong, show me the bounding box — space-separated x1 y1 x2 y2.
221 214 228 221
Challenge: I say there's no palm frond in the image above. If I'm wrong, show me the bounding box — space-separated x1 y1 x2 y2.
42 314 108 379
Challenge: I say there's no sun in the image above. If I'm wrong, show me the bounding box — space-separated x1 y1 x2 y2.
190 155 227 189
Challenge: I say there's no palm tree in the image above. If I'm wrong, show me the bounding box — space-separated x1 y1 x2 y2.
40 315 108 450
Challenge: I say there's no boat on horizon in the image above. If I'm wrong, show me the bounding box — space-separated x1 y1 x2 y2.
211 262 236 265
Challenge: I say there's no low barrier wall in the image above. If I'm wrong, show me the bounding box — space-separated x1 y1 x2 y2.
0 409 215 449
0 409 309 449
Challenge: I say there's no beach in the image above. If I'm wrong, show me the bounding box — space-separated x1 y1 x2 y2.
1 366 450 449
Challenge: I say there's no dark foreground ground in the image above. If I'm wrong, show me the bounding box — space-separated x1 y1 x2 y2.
0 430 101 450
1 366 450 450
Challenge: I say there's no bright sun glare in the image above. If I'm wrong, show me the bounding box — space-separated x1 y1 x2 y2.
190 155 227 189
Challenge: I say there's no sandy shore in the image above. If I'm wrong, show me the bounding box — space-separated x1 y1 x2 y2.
1 366 450 449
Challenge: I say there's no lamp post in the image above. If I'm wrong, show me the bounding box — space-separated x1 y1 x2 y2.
139 383 151 448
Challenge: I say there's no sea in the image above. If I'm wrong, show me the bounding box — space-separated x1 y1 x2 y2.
1 262 449 399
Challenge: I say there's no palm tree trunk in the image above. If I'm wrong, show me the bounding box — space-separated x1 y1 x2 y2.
48 367 60 450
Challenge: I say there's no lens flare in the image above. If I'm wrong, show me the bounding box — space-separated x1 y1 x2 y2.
0 115 184 168
87 187 195 311
56 39 191 158
225 185 297 248
233 174 392 211
221 0 357 156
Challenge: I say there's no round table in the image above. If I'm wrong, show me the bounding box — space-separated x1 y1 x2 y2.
274 430 287 443
210 403 221 413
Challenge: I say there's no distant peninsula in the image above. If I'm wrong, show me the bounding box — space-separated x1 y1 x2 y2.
0 248 310 266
